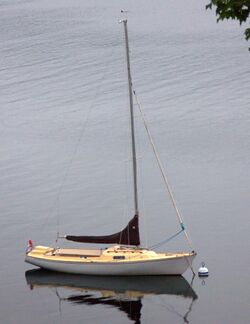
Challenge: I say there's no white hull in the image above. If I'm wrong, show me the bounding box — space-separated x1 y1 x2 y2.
25 253 195 276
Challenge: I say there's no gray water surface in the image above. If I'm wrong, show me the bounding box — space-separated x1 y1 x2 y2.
1 0 250 323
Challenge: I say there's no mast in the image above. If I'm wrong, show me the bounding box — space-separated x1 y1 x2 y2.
122 19 139 217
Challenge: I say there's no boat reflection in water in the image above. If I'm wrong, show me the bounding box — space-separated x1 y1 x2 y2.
25 270 197 323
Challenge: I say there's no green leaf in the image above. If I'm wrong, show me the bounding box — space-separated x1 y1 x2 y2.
206 0 250 50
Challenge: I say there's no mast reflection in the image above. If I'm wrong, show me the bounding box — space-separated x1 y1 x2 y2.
25 269 197 324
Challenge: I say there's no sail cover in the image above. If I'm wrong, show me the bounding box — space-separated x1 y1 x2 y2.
66 214 140 246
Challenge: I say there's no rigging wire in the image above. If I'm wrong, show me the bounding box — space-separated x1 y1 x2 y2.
134 108 149 248
133 90 194 251
45 43 119 245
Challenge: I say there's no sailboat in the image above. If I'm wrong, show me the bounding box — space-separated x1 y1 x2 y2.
25 19 196 275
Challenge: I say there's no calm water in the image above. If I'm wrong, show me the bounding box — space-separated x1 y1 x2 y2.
1 0 250 323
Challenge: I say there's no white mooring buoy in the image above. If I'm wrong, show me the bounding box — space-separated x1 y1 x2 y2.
198 262 209 277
